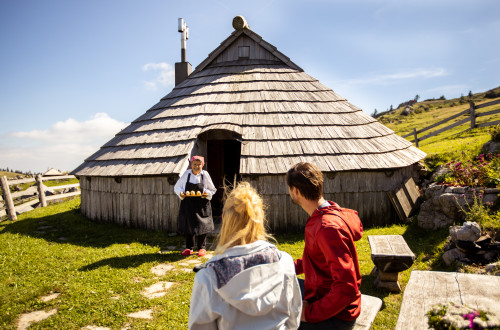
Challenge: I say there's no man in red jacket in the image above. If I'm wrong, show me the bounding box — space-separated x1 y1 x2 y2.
286 162 363 329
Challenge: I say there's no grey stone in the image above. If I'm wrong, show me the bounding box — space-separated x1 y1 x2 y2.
430 165 450 182
451 187 466 194
484 250 500 262
485 262 500 273
442 248 467 266
449 222 481 242
481 140 500 154
417 184 499 230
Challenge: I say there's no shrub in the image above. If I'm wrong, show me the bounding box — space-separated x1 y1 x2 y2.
455 190 499 230
436 153 500 188
490 125 500 141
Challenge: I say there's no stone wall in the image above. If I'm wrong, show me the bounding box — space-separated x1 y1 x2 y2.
417 183 499 230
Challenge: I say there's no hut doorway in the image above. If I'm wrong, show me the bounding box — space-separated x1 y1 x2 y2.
206 139 241 216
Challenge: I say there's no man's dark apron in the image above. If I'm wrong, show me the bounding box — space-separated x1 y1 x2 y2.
178 173 214 236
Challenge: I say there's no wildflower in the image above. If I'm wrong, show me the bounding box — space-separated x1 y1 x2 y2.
462 310 481 329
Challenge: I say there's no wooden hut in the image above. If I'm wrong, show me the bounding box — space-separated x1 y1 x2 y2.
72 16 426 232
43 168 63 177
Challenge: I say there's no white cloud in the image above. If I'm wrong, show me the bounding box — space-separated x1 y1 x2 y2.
342 68 448 86
0 113 127 173
142 62 175 91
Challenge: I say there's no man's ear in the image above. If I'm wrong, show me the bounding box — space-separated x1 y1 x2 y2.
290 186 300 197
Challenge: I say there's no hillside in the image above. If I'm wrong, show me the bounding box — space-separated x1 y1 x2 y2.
0 171 26 180
375 86 500 169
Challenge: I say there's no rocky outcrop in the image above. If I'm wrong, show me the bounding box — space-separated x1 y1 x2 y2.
417 183 499 230
481 140 500 154
442 221 500 267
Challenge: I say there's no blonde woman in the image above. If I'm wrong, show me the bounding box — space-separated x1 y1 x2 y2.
189 182 302 330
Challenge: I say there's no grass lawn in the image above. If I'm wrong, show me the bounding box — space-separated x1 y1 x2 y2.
382 96 500 170
0 197 454 329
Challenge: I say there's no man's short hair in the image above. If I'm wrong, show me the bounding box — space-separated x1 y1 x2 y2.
286 162 323 201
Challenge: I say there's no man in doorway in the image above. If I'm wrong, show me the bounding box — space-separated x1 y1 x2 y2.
286 162 363 329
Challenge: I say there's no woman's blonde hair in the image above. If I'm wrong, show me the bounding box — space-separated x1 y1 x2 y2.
215 181 273 254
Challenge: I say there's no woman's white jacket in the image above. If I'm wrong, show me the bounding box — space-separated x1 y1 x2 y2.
189 240 302 329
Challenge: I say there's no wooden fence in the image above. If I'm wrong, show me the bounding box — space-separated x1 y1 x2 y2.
0 175 80 221
403 99 500 147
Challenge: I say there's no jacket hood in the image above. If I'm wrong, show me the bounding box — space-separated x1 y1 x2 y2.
218 261 285 315
208 241 292 316
320 202 363 241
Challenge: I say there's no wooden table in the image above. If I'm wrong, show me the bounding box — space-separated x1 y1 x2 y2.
368 235 415 292
396 271 500 329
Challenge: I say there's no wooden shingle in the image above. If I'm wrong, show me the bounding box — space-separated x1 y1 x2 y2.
73 20 425 177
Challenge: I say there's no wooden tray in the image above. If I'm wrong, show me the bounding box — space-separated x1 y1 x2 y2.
183 192 203 197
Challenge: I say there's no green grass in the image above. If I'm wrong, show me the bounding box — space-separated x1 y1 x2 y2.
0 171 24 179
0 197 454 329
380 95 500 171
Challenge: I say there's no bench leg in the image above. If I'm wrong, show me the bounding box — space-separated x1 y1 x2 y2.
372 267 401 293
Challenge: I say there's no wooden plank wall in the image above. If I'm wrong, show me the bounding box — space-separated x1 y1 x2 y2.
79 165 418 233
244 165 419 231
80 176 180 233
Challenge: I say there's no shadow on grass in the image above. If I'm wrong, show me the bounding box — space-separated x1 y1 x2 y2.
79 252 186 271
0 208 184 250
402 220 452 271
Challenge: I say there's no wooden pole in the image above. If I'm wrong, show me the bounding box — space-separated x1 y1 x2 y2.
0 176 17 221
36 174 47 207
413 128 419 147
470 101 476 130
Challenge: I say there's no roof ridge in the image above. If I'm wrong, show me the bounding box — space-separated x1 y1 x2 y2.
192 29 302 74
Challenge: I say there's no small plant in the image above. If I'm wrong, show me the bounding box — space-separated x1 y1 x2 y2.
455 190 499 230
490 125 500 142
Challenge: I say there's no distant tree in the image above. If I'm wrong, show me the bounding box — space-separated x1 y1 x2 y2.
371 109 378 118
459 94 466 104
439 95 446 100
390 105 393 111
468 90 473 99
414 94 420 102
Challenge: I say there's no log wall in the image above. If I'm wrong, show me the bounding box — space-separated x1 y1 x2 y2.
79 176 180 233
79 165 419 233
245 165 419 231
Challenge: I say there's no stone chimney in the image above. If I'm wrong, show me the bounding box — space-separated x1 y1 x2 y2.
175 18 192 86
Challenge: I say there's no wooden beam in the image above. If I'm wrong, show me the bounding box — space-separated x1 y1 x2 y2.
418 116 470 142
476 108 500 117
0 176 17 221
477 119 500 128
35 175 47 207
475 98 500 109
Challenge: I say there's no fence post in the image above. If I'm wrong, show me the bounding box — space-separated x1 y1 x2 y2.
0 176 17 221
36 174 47 207
469 101 476 130
413 128 419 147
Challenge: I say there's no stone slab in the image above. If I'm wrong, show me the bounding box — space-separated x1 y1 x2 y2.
396 271 500 329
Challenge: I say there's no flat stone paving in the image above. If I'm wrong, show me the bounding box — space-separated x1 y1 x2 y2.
396 271 500 329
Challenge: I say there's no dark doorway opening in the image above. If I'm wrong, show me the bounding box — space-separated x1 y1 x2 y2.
207 139 241 216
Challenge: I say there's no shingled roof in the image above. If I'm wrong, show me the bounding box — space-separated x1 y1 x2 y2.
73 20 426 177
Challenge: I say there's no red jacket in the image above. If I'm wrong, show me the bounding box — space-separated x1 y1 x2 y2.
294 201 363 323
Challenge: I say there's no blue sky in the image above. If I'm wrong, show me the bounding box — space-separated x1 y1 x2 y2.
1 0 499 173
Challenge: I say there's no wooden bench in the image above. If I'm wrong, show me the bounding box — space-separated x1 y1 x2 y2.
354 294 383 330
368 235 415 293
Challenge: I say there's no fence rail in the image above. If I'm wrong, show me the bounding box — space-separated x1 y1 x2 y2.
402 100 500 147
0 175 80 221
